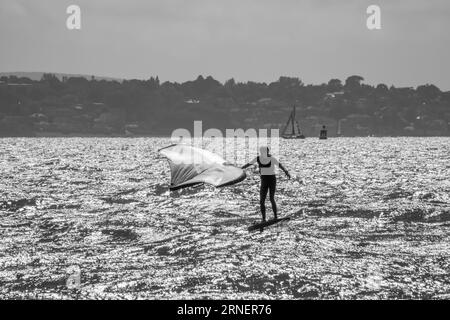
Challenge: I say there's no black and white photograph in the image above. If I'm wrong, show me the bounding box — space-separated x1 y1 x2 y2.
1 0 449 307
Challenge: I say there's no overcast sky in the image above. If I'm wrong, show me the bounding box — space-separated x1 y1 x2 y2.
1 0 449 89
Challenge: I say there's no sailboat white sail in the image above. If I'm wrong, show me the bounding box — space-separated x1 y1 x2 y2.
281 105 305 139
337 119 342 137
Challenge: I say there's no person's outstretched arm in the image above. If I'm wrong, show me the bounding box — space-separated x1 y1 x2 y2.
241 157 257 169
272 157 291 179
279 163 291 179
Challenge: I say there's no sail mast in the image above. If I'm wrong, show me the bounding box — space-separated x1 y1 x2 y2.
296 118 301 136
291 105 296 135
281 104 305 139
282 109 293 136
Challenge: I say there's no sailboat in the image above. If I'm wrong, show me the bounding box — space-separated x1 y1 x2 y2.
281 105 305 139
336 119 342 137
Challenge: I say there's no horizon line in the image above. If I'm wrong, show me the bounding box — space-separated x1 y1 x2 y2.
1 70 448 91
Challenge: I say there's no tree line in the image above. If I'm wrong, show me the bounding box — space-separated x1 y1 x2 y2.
0 73 449 136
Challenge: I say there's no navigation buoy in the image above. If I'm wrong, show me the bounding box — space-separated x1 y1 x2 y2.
319 125 327 140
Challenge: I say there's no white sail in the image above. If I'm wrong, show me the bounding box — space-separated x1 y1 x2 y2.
282 106 305 139
159 144 246 190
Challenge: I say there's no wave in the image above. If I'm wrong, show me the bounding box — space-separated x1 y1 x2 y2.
305 206 450 223
101 228 139 241
0 198 36 212
391 209 450 223
101 197 139 204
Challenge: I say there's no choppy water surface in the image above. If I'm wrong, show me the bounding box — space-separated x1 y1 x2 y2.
1 137 449 299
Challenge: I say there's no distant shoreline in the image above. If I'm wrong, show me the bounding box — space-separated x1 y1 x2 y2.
2 73 449 137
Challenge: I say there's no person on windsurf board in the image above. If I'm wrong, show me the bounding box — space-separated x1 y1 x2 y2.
241 146 291 223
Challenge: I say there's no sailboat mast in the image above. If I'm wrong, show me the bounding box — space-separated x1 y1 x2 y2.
291 105 296 135
281 104 305 139
282 112 291 136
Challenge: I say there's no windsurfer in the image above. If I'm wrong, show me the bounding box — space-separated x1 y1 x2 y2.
241 146 291 222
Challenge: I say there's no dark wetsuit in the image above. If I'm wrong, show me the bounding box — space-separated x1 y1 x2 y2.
257 156 277 221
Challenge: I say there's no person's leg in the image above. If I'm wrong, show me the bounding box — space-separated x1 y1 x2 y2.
260 177 269 222
269 176 277 219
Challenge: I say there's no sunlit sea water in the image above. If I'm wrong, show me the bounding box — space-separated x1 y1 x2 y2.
0 137 449 299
